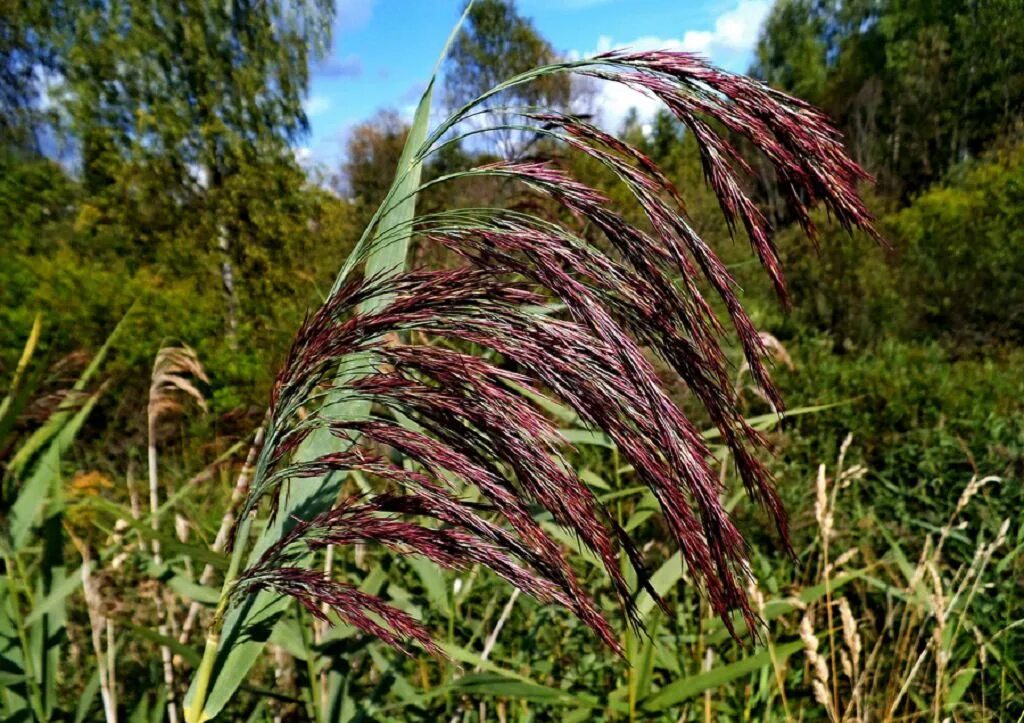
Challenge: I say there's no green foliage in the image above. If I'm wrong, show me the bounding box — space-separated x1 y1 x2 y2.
0 150 76 254
2 0 1023 720
63 0 333 170
445 0 572 157
771 142 1024 346
774 337 1024 525
0 320 114 722
1 0 353 452
0 154 358 456
0 0 69 149
890 143 1024 344
445 0 570 112
339 111 411 231
753 0 1024 195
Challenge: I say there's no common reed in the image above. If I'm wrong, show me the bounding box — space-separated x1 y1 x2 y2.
182 15 879 722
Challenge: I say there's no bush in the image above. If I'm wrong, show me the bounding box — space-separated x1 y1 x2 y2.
769 141 1024 348
772 336 1024 537
891 142 1024 345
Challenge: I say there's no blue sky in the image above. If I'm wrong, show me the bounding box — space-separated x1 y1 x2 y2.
300 0 773 168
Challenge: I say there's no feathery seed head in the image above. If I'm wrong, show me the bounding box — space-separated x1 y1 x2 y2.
230 48 880 657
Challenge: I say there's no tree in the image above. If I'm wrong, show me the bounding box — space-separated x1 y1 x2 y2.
0 0 69 151
444 0 571 156
337 111 410 231
752 0 887 188
753 0 1024 197
752 0 829 106
62 0 336 337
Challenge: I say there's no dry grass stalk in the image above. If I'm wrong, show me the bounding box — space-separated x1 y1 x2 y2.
146 345 208 723
179 424 266 645
801 609 836 720
69 535 117 723
804 441 1008 722
814 460 839 718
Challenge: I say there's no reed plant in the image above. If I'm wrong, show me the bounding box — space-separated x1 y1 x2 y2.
176 7 880 722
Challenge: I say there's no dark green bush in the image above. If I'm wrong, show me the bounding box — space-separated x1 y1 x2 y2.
769 142 1024 348
772 336 1024 534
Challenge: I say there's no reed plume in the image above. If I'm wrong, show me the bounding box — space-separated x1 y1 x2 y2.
185 41 879 723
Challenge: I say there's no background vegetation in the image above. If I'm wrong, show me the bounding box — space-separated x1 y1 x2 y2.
2 0 1023 720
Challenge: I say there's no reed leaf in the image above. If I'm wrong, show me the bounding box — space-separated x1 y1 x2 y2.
181 14 469 721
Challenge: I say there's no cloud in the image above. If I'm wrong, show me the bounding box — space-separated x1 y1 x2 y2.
580 1 770 58
571 0 772 131
336 0 376 33
315 53 364 79
712 0 772 49
304 95 331 117
588 80 663 135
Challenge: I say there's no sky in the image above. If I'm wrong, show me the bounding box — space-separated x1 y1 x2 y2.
300 0 773 169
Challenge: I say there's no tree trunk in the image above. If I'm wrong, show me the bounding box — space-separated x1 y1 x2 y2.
218 224 239 346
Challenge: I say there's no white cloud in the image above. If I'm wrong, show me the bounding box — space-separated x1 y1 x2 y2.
681 30 715 54
712 0 771 50
590 82 662 136
569 0 771 132
304 95 331 117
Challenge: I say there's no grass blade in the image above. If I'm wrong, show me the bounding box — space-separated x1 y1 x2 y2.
8 309 130 478
640 639 804 711
183 29 454 723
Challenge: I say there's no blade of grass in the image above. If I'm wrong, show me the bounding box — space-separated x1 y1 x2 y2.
10 386 104 550
9 308 131 478
640 639 804 711
0 314 42 447
181 10 475 718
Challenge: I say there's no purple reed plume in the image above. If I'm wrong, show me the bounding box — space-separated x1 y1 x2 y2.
230 50 880 656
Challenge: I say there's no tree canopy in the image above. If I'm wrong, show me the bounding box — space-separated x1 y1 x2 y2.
752 0 1024 196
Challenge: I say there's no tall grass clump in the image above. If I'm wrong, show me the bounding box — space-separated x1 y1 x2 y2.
794 437 1014 721
1 316 123 721
182 9 880 721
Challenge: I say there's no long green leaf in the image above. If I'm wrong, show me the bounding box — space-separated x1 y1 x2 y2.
9 387 104 550
85 498 229 570
182 32 453 723
440 642 627 713
640 639 804 711
8 308 130 477
73 670 101 723
701 402 848 442
705 570 866 645
126 623 202 667
0 577 33 719
0 314 42 447
446 673 593 705
24 565 82 625
159 569 220 605
636 552 682 620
